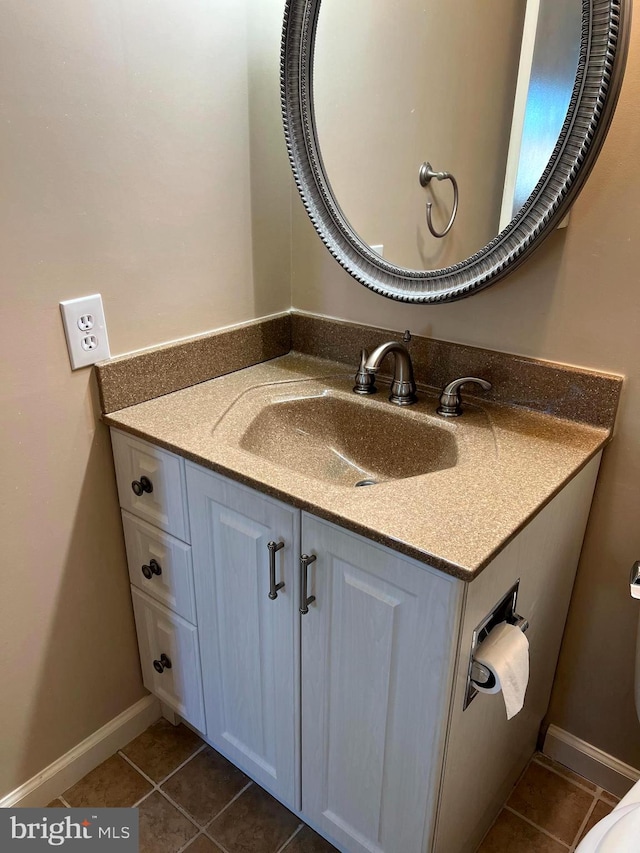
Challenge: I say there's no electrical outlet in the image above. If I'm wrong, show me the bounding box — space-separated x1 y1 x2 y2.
60 294 111 369
78 314 94 332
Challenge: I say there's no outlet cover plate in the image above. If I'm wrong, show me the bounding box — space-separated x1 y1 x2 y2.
60 294 111 369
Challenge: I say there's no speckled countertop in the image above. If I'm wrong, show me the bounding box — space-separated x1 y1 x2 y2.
103 352 612 581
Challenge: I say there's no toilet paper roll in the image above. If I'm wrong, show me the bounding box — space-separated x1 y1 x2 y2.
474 621 530 719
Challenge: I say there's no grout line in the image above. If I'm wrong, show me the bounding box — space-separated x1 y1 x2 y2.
532 755 599 796
118 742 206 788
175 829 219 853
160 788 210 830
119 742 212 820
203 829 233 853
570 795 599 851
118 747 214 831
275 823 305 853
155 744 208 786
594 784 621 806
130 789 157 809
504 806 572 849
174 830 202 853
476 749 534 847
59 727 313 852
599 790 621 806
64 730 315 852
204 782 254 833
118 752 160 789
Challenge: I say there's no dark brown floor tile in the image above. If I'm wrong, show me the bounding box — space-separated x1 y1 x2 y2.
208 784 300 853
477 809 568 853
533 754 597 792
576 798 614 844
122 719 203 782
600 790 620 806
185 835 224 852
63 754 152 808
46 799 66 807
282 825 338 852
161 746 248 825
138 792 199 853
507 761 594 845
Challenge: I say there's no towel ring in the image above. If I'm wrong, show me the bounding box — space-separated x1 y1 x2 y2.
419 162 459 238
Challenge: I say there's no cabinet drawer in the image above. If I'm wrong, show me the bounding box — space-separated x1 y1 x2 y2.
122 511 196 623
111 429 190 542
131 588 205 733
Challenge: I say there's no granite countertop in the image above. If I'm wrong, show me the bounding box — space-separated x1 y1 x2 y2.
103 352 611 581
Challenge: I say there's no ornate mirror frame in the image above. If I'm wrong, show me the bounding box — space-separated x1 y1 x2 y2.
281 0 631 303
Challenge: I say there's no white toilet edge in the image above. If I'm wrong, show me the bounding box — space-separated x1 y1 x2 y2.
575 780 640 853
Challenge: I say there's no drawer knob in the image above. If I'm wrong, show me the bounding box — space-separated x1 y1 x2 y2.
131 476 154 497
141 559 162 580
153 653 172 674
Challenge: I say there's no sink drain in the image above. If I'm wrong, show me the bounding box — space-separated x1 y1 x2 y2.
355 479 377 487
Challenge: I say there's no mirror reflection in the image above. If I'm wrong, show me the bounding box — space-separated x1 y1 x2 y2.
313 0 581 271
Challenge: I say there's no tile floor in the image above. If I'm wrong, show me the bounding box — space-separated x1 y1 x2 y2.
47 719 619 853
477 753 619 852
49 719 334 853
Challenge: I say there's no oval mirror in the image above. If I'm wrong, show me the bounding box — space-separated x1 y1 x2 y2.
281 0 630 302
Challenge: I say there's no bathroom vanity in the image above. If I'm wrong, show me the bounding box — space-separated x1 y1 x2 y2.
102 340 616 853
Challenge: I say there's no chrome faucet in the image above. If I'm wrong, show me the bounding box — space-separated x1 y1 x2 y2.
354 341 418 405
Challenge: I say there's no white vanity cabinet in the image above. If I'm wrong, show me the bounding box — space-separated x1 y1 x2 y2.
186 463 301 809
110 427 602 853
185 460 461 846
300 514 462 853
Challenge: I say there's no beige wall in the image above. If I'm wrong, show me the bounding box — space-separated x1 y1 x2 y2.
292 14 640 769
0 0 289 798
313 0 525 269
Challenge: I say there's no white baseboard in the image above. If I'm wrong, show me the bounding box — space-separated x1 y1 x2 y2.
544 724 640 799
0 695 161 808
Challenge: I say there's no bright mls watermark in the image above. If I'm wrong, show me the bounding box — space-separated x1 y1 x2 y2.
0 809 138 850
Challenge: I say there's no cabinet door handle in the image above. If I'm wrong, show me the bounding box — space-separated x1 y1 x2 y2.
141 559 162 580
153 653 172 674
267 541 285 600
131 476 154 496
300 554 317 614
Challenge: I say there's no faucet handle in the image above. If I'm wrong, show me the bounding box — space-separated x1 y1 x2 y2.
353 348 377 395
437 376 491 417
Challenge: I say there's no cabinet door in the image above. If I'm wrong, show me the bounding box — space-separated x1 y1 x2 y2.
131 587 205 732
301 514 462 853
187 464 300 809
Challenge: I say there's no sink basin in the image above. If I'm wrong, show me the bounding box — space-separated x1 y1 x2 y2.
234 390 458 487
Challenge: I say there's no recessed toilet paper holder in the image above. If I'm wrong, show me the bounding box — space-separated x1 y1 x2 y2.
464 580 529 710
